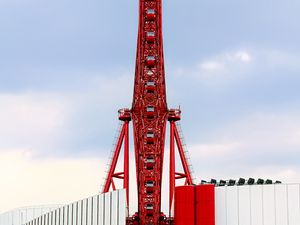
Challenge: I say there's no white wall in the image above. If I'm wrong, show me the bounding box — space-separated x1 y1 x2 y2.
23 189 126 225
215 184 300 225
0 205 61 225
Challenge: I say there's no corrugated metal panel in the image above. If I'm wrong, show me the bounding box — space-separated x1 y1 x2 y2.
111 191 118 225
215 187 226 225
98 194 104 225
72 203 77 225
174 185 195 225
77 200 82 225
104 192 111 225
238 186 251 225
55 208 60 225
82 199 87 225
215 184 300 225
59 207 64 225
275 184 288 225
0 205 61 225
118 189 126 225
287 184 300 225
195 185 215 225
262 184 276 225
250 185 263 225
226 186 238 225
92 196 97 225
17 190 126 225
87 197 92 225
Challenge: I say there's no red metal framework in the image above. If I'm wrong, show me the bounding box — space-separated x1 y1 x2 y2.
103 109 131 205
102 1 194 225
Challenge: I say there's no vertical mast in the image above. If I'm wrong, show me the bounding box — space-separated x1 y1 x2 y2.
131 0 167 224
103 1 194 224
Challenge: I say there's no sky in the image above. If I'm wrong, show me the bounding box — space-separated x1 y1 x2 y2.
1 0 300 214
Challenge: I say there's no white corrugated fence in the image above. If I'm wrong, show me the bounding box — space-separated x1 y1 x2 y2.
24 189 126 225
215 184 300 225
0 190 126 225
0 205 61 225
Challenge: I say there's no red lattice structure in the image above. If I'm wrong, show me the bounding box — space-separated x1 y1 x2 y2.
102 1 194 225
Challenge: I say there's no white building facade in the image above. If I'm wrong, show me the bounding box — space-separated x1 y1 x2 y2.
0 205 61 225
215 183 300 225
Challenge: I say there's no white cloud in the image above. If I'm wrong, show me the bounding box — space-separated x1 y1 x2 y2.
171 48 300 90
188 110 300 183
199 61 225 72
230 51 252 63
223 111 300 151
250 166 300 183
197 49 252 74
263 49 300 70
189 142 241 158
0 74 134 213
198 110 300 154
169 49 255 89
0 93 70 152
0 150 105 213
0 72 133 152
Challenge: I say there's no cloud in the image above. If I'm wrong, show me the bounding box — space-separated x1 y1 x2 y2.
171 48 300 91
0 93 69 152
197 50 252 73
234 51 252 63
168 49 255 89
189 142 241 158
0 150 105 213
263 49 300 71
0 73 135 212
187 110 300 183
218 111 300 152
250 166 300 184
198 50 252 73
0 72 133 157
199 61 225 72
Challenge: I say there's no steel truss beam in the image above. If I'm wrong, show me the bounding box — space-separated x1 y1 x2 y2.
103 120 130 205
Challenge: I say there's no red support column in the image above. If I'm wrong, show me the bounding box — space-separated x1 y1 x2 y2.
124 121 129 206
169 121 175 217
168 110 194 219
102 109 131 209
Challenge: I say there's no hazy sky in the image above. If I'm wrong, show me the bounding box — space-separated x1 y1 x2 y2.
1 0 300 213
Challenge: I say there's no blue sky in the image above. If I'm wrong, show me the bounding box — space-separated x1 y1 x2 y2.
0 0 300 213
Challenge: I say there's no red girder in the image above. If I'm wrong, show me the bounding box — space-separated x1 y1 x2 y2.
103 120 130 204
131 1 167 224
102 1 194 225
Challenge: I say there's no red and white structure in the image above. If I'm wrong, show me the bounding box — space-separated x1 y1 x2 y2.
2 185 300 225
2 1 299 225
100 1 300 225
174 184 300 225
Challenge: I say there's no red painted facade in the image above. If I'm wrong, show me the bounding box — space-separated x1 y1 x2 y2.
195 185 215 225
174 186 195 225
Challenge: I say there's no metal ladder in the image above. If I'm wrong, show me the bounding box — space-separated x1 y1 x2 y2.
101 121 124 191
175 121 196 184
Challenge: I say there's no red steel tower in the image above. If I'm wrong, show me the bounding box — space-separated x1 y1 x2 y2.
103 1 194 224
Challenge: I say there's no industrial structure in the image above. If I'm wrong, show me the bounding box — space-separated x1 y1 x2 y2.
1 0 300 225
0 205 61 225
102 0 193 224
2 184 300 225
